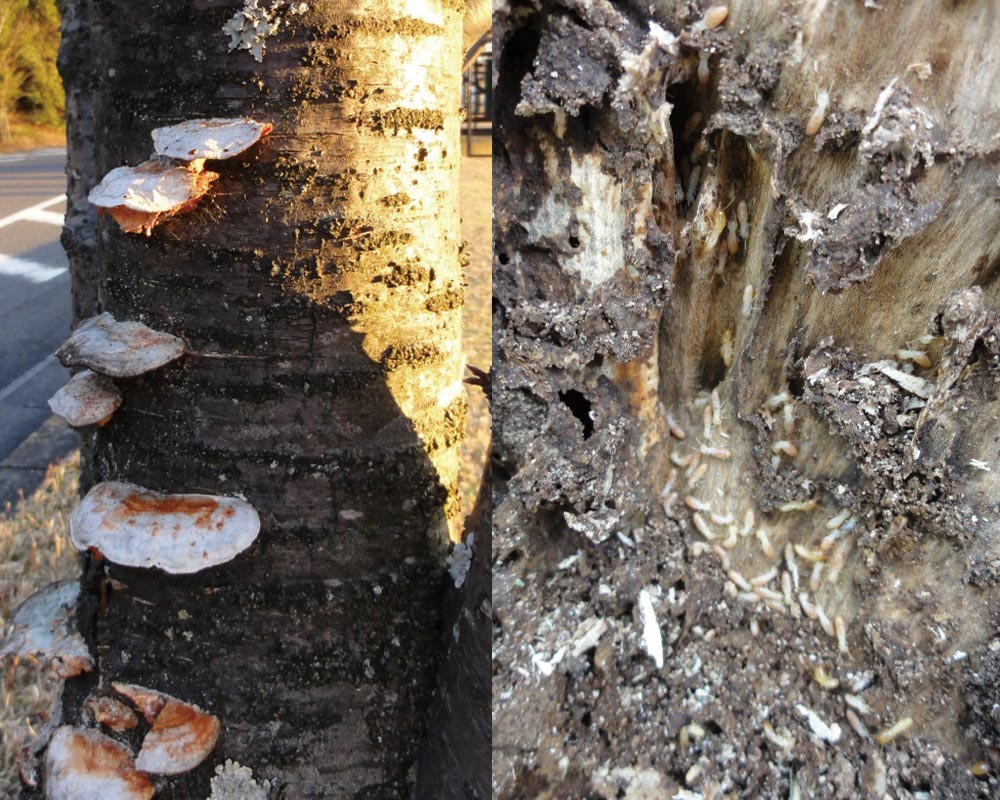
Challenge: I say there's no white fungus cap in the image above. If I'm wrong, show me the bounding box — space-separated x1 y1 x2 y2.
48 369 122 427
0 580 93 678
70 481 261 574
87 160 218 235
112 683 221 774
43 726 154 800
56 313 186 379
88 160 217 213
152 118 272 161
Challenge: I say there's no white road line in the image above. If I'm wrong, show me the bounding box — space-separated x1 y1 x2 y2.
0 253 67 283
20 208 65 226
0 148 65 165
0 355 58 406
0 194 66 230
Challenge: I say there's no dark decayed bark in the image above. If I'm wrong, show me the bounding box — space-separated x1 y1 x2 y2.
35 1 470 797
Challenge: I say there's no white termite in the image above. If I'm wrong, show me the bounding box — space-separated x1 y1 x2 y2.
766 390 790 410
726 219 739 254
688 463 709 486
685 496 711 512
692 513 715 540
844 694 871 715
785 543 800 591
716 245 728 276
711 389 722 426
637 589 664 669
762 721 795 750
756 528 774 557
741 284 754 318
750 567 778 587
782 571 794 606
737 200 749 239
835 615 849 654
771 440 798 457
663 468 679 496
897 349 931 368
782 403 795 433
805 90 830 136
809 562 824 593
796 704 841 743
727 569 752 592
799 592 817 619
815 602 835 637
686 451 703 478
710 511 734 526
703 404 713 439
793 544 825 562
667 412 687 440
721 525 738 549
780 498 818 513
876 716 913 745
846 709 869 739
742 508 755 536
826 509 851 530
700 445 732 460
697 50 711 86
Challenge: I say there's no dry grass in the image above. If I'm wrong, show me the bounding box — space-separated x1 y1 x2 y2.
0 117 65 154
0 454 80 795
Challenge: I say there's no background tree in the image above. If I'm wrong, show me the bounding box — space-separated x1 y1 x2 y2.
493 1 1000 797
26 0 481 797
0 0 63 141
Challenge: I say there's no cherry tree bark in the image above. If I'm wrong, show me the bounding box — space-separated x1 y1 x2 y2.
494 1 1000 797
32 1 472 797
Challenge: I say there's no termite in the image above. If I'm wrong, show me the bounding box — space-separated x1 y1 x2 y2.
835 615 849 654
756 527 774 557
809 562 824 593
726 219 739 254
897 349 931 368
666 412 687 440
805 90 830 136
720 327 734 368
698 51 711 86
700 445 732 460
711 388 722 426
771 440 798 457
693 512 715 539
685 495 711 512
737 199 749 239
741 284 754 318
876 716 913 745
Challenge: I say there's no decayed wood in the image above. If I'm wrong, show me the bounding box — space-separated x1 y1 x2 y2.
494 1 1000 797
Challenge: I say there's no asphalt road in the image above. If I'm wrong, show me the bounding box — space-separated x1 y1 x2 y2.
0 148 73 502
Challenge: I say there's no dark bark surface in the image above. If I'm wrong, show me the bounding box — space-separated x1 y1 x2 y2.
493 1 1000 798
34 1 469 798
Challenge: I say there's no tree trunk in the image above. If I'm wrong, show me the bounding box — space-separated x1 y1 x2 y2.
493 1 1000 798
33 1 468 797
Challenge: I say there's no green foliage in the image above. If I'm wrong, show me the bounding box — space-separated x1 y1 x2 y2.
0 0 63 136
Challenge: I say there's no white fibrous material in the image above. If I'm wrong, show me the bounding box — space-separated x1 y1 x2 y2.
637 588 664 669
447 533 474 588
48 369 122 427
0 580 93 678
43 727 154 800
56 314 186 379
152 118 272 162
71 481 261 574
222 0 309 62
208 760 271 800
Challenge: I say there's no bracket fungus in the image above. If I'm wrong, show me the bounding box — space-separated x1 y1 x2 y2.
88 160 218 235
70 481 261 574
48 369 122 427
0 580 93 678
152 118 272 167
43 726 154 800
85 695 139 732
56 313 185 379
112 683 221 775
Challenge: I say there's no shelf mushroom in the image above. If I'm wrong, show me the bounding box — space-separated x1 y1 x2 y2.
87 160 218 235
152 117 272 171
43 726 154 800
56 313 185 379
0 580 93 678
48 369 122 427
70 481 261 574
